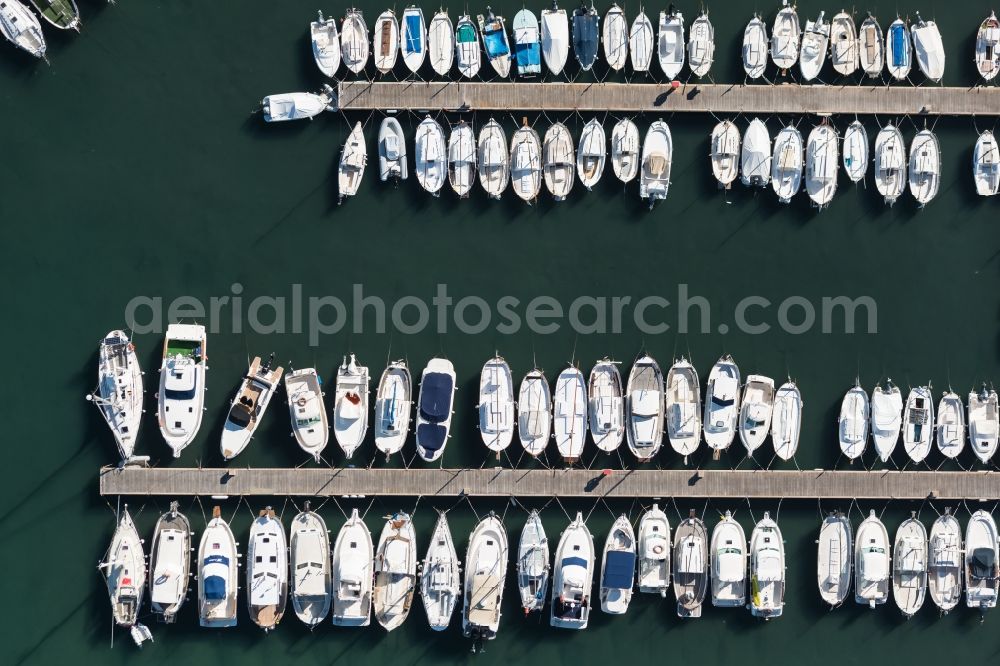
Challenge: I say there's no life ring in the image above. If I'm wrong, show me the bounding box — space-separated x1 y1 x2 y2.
297 397 307 407
652 543 664 556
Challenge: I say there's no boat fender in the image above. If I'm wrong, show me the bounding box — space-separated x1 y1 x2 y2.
652 544 664 555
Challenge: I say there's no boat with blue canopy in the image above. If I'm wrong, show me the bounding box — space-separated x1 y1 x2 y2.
573 2 599 71
886 17 911 80
513 8 541 76
416 358 456 461
479 8 512 77
600 515 636 614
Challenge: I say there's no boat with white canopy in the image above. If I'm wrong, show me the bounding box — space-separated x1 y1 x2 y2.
976 12 1000 81
805 123 838 208
602 4 628 71
838 382 869 461
149 502 192 624
710 511 746 607
629 10 653 72
657 8 684 78
771 381 802 461
290 506 332 627
420 512 460 631
640 120 672 207
332 508 374 626
589 359 624 453
799 12 830 81
577 118 606 190
741 118 771 187
711 121 741 188
374 361 412 458
338 122 367 201
871 381 902 462
892 514 927 618
341 9 370 74
478 355 515 455
666 357 701 460
626 355 664 461
743 15 768 78
739 374 774 456
311 11 341 76
551 512 595 629
428 11 455 76
874 124 906 206
902 385 934 463
541 2 569 75
687 13 713 77
974 130 1000 196
415 116 448 196
843 120 869 183
673 512 708 618
936 391 965 459
968 385 1000 463
638 504 671 596
830 11 858 76
703 355 740 453
286 368 328 463
611 118 640 183
908 129 940 206
448 120 477 197
855 510 890 608
378 117 407 182
333 354 369 459
817 511 852 608
246 507 288 631
518 368 551 456
911 13 945 82
543 122 575 200
511 122 542 202
771 1 799 72
463 514 508 645
928 509 963 613
965 511 999 611
157 323 207 457
771 125 803 203
478 118 510 199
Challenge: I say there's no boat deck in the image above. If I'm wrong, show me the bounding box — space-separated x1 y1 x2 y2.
100 466 1000 499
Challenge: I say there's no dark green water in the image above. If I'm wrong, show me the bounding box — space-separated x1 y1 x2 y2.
3 0 1000 663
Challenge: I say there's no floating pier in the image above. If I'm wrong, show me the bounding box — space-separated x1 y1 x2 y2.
99 467 1000 500
335 81 1000 116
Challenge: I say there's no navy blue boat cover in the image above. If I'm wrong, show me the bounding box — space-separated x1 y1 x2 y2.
601 550 636 588
561 556 589 569
419 372 453 422
515 41 541 69
204 575 226 600
417 422 448 451
484 27 510 57
405 14 423 53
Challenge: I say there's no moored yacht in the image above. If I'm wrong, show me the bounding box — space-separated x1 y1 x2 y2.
589 359 624 453
743 14 768 78
448 120 477 197
518 510 550 614
479 8 512 77
908 129 940 206
741 118 772 187
611 117 640 183
928 509 963 613
373 512 418 631
673 512 708 618
799 11 830 82
311 11 341 77
703 355 740 453
817 511 852 608
478 355 515 455
911 13 945 82
415 358 457 462
902 385 934 463
0 0 45 59
771 1 799 72
739 374 775 457
871 381 903 462
805 123 839 209
838 382 869 461
286 368 329 463
886 18 911 80
220 355 283 461
600 514 636 614
843 120 869 183
332 508 374 626
976 12 1000 82
749 512 785 619
338 121 367 201
968 385 1000 463
333 354 369 459
572 2 599 72
577 118 606 191
965 510 999 611
341 8 370 74
892 514 927 618
541 2 570 75
551 512 595 629
771 381 802 461
627 354 665 462
710 120 741 188
518 368 551 456
602 4 628 71
463 514 508 645
30 0 78 31
149 502 192 624
157 323 207 457
830 11 858 76
421 511 460 631
90 330 143 462
973 130 1000 197
513 8 541 76
415 115 448 196
640 120 672 207
859 14 884 77
378 117 407 182
687 13 714 77
874 124 907 206
710 511 747 607
629 10 654 72
511 122 543 202
478 118 509 199
428 10 455 76
855 510 890 608
247 507 288 631
543 122 575 200
665 357 701 461
553 365 588 463
101 506 148 635
657 8 684 78
936 391 965 459
290 506 332 627
198 506 239 628
373 10 399 73
455 14 481 78
771 125 803 203
374 361 412 459
637 504 671 595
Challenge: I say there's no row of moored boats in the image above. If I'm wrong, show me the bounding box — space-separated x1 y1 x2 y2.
0 0 105 60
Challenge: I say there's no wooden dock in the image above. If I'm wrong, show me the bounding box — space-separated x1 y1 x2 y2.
335 81 1000 116
99 467 1000 500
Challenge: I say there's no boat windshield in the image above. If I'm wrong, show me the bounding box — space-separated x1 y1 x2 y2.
164 386 197 400
971 547 997 579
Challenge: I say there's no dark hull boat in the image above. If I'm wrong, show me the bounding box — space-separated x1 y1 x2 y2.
572 3 599 71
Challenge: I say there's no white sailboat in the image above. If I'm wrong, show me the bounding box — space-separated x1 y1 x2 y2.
703 355 740 453
149 502 192 624
855 510 890 608
629 10 654 72
157 323 207 457
543 122 575 200
874 124 906 206
220 355 283 461
198 506 239 628
637 504 671 595
518 368 551 456
666 357 701 460
976 12 1000 82
908 129 940 206
741 118 772 187
602 4 628 71
333 354 369 459
332 508 374 626
859 14 884 77
687 13 714 77
428 11 455 77
673 513 708 618
478 355 515 455
478 118 509 199
420 512 460 631
640 120 672 206
928 509 963 613
771 381 802 461
739 374 775 457
589 359 624 453
886 18 912 80
518 510 550 614
373 512 418 631
289 507 332 627
799 12 830 82
374 361 412 458
378 116 407 182
90 330 143 462
448 120 477 197
842 120 869 183
455 15 481 78
415 358 456 462
838 383 869 461
743 15 768 79
968 385 1000 463
749 512 785 619
462 514 508 643
902 385 934 463
829 11 858 76
101 506 148 634
400 6 427 74
771 125 803 203
553 365 588 463
710 120 741 188
892 514 927 618
965 511 999 610
577 118 606 190
936 391 965 459
286 368 329 463
710 511 747 607
911 13 945 82
541 2 570 75
311 11 341 77
338 122 367 202
600 515 636 614
973 130 1000 196
657 9 685 78
247 507 288 631
510 123 542 202
341 8 370 74
817 511 852 608
871 381 903 462
415 116 448 196
551 512 595 629
626 355 665 462
373 10 399 74
805 123 838 208
771 1 799 72
611 118 640 183
0 0 45 59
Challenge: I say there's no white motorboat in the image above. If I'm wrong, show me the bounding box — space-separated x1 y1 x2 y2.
247 507 288 631
936 391 965 459
911 13 945 82
928 509 963 613
332 508 374 626
859 14 884 77
908 129 940 206
420 512 460 631
289 506 332 627
101 506 147 632
90 330 143 462
799 11 830 81
976 12 1000 82
968 385 1000 463
838 382 869 461
741 118 772 187
892 514 927 618
478 354 515 455
640 120 672 206
600 514 636 614
400 6 427 74
553 365 588 463
338 121 367 201
902 386 934 463
805 123 839 208
149 502 191 624
286 368 329 463
771 1 799 72
428 11 455 76
543 122 575 200
743 15 768 78
703 355 740 453
673 513 708 618
0 0 45 59
589 358 624 453
603 4 628 71
572 3 599 72
629 10 654 72
657 9 685 78
965 510 999 610
551 512 595 629
478 118 509 199
830 11 858 76
333 354 369 459
541 2 570 75
817 511 852 608
710 120 741 188
510 123 542 203
843 120 869 183
687 13 714 77
611 117 640 183
771 381 802 461
479 8 512 77
855 510 890 608
220 355 283 461
666 357 701 460
770 125 803 203
973 130 1000 196
638 504 671 595
341 8 370 74
415 115 448 196
455 14 482 78
871 380 903 462
198 506 238 628
373 512 417 631
157 323 207 457
874 124 907 205
518 368 551 456
311 11 341 77
448 120 477 197
373 10 399 73
710 510 747 607
739 374 775 456
577 118 606 191
626 354 665 462
378 116 407 182
886 18 912 80
374 361 412 458
513 8 541 76
415 358 456 462
749 512 785 619
518 510 550 614
462 514 508 643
